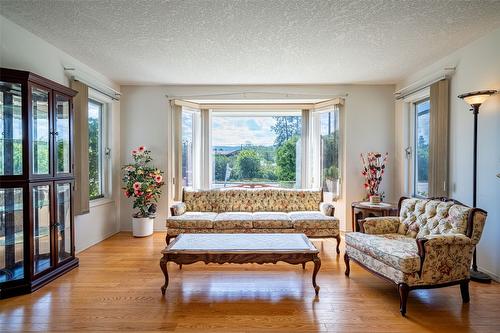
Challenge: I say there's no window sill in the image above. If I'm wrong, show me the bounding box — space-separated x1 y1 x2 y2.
89 197 114 208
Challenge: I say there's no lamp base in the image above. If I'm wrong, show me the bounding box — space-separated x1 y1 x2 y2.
470 269 492 283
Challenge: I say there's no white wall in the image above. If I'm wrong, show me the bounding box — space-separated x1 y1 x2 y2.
0 15 121 252
120 84 395 232
395 27 500 280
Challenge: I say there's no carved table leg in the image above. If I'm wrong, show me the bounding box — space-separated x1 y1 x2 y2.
312 256 321 295
302 262 306 270
160 256 169 295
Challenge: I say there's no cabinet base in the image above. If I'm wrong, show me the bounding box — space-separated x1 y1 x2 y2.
0 257 79 299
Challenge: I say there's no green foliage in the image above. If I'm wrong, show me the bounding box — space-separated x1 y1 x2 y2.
122 147 164 217
214 154 230 181
88 117 101 199
323 165 339 180
417 135 428 182
271 116 301 146
235 150 261 179
276 136 298 181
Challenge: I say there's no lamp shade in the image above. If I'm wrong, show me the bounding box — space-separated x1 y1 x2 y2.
458 90 497 106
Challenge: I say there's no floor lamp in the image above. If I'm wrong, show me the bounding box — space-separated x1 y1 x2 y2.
458 89 497 283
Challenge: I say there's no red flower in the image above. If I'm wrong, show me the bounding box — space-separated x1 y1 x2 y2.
138 146 145 152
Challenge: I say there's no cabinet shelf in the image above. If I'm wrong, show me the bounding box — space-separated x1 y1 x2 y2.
0 67 78 299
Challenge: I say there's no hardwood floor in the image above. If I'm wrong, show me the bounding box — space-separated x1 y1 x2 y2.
1 232 499 332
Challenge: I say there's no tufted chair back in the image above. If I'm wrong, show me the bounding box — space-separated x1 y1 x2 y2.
183 188 323 213
397 197 487 244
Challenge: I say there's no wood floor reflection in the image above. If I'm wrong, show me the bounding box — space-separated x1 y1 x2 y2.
0 232 499 332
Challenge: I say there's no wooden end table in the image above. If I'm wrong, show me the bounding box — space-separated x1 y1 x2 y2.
160 233 322 295
351 201 398 232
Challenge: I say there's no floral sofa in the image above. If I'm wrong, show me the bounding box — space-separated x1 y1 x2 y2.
166 188 341 253
344 197 487 316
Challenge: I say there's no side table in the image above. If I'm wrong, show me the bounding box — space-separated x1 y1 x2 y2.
351 201 398 232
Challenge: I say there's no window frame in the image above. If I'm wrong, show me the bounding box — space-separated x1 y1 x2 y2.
311 106 342 199
403 88 430 198
413 98 430 198
209 110 304 189
88 91 111 203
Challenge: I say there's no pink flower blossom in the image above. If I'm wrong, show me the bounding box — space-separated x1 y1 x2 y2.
133 182 141 190
138 146 145 152
154 175 163 183
131 149 137 155
124 190 130 198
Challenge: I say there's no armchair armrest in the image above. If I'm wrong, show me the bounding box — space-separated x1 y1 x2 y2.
361 216 400 234
170 202 187 216
416 234 474 281
320 202 335 216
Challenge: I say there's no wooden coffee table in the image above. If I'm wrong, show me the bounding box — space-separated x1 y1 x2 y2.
160 233 321 295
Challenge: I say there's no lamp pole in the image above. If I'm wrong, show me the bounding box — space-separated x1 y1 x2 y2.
469 103 491 283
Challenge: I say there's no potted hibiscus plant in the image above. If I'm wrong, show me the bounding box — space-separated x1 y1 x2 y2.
122 146 164 237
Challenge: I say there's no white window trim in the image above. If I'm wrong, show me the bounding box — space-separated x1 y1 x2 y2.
88 89 112 203
173 101 344 197
402 88 430 197
310 105 342 200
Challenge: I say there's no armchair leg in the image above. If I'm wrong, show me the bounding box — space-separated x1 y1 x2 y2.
344 252 350 277
335 235 341 254
166 235 171 245
460 280 470 303
398 283 410 316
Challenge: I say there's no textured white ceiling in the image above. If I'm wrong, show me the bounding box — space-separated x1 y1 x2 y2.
1 0 500 85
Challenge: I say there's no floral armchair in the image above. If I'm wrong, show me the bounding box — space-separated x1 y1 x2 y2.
344 197 487 316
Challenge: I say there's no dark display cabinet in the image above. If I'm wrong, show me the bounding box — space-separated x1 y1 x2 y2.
0 68 78 298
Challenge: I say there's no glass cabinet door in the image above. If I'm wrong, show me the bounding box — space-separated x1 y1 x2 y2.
54 95 71 175
0 188 24 283
31 87 51 176
32 184 52 275
0 81 23 176
55 182 72 263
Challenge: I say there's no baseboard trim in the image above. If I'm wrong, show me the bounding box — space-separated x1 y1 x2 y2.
477 266 500 282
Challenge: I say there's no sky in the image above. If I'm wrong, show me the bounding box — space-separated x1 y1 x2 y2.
212 117 277 146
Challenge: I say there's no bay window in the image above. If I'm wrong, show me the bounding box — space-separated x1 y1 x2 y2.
173 100 343 199
211 112 302 188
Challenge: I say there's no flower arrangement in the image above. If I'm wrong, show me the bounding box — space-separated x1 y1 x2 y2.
122 146 164 218
360 152 388 201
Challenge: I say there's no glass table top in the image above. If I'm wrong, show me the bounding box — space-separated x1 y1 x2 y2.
165 233 318 253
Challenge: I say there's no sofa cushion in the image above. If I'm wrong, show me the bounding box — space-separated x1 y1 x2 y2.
284 190 322 211
184 190 219 212
216 189 255 212
399 198 471 238
289 211 338 229
252 212 293 228
214 212 253 229
166 212 217 229
345 232 421 273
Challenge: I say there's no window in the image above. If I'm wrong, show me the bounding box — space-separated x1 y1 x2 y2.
311 107 341 198
172 100 344 199
88 99 106 200
181 108 200 189
211 112 302 188
414 99 430 197
320 110 340 194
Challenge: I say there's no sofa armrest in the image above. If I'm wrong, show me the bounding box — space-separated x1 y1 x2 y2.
416 234 474 281
170 202 187 216
319 202 335 216
362 216 400 234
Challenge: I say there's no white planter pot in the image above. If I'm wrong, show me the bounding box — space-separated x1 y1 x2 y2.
132 216 154 237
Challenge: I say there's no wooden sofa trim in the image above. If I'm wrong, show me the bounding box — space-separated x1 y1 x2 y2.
344 252 470 316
